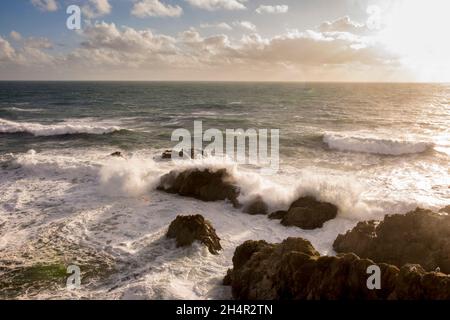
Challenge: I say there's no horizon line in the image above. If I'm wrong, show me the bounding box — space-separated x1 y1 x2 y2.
0 80 449 85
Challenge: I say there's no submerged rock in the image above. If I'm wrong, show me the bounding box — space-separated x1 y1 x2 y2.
161 148 205 160
110 151 123 157
269 196 338 229
268 210 287 220
224 237 450 300
439 205 450 214
158 168 240 207
161 150 174 159
167 214 222 255
333 208 450 274
242 196 269 215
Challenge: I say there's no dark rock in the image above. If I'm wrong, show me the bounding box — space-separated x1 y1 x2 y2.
439 205 450 214
243 196 268 215
268 210 287 220
167 214 222 255
158 168 240 207
269 196 338 229
161 148 205 160
333 208 450 274
161 150 174 159
110 151 123 157
393 264 450 299
224 237 450 300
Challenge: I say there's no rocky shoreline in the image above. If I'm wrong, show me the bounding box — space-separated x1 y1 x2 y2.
157 166 450 300
2 162 448 299
223 238 450 300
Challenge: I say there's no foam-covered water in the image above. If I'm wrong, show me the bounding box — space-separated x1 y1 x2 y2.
323 131 435 155
0 82 448 299
0 118 122 136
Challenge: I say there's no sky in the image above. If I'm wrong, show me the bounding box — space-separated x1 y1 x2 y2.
0 0 449 82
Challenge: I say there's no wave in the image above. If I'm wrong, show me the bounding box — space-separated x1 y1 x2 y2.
323 132 434 155
0 118 121 137
4 107 45 113
134 156 377 220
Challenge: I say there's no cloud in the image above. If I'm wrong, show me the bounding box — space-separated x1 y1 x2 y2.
30 0 58 12
366 5 382 30
10 31 22 41
256 5 288 14
233 21 256 31
24 37 53 49
0 36 16 61
82 0 112 18
236 30 393 66
132 0 183 17
72 22 178 68
200 22 233 30
0 17 401 81
185 0 246 11
319 16 368 34
0 34 54 66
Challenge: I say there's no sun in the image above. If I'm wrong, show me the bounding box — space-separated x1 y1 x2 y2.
377 0 450 82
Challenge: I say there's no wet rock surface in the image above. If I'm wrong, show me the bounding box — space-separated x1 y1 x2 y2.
161 149 205 160
110 151 123 157
439 205 450 214
224 237 450 300
242 196 269 215
333 208 450 274
269 196 338 229
157 168 240 206
167 214 222 255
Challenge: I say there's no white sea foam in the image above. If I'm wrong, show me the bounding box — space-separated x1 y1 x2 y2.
0 118 121 136
0 148 447 300
5 107 45 113
153 156 378 220
99 157 162 197
323 132 434 155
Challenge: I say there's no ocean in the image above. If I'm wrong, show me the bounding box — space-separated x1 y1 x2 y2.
0 81 449 299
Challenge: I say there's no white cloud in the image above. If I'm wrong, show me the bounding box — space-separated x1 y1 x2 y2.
185 0 246 11
24 37 53 49
256 5 288 14
0 36 16 61
319 16 368 34
200 22 233 30
132 0 183 17
78 22 177 56
82 0 112 18
10 31 22 41
0 18 401 81
0 34 54 66
236 30 391 66
233 21 256 31
30 0 58 12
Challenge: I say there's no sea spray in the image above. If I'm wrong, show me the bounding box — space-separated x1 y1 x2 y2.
99 157 162 197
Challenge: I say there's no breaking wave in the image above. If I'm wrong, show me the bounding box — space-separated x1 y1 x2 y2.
0 118 122 137
323 132 434 156
4 107 45 113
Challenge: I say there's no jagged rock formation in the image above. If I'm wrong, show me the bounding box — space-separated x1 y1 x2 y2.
268 196 338 229
224 237 450 300
158 168 240 207
167 214 222 254
333 208 450 273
